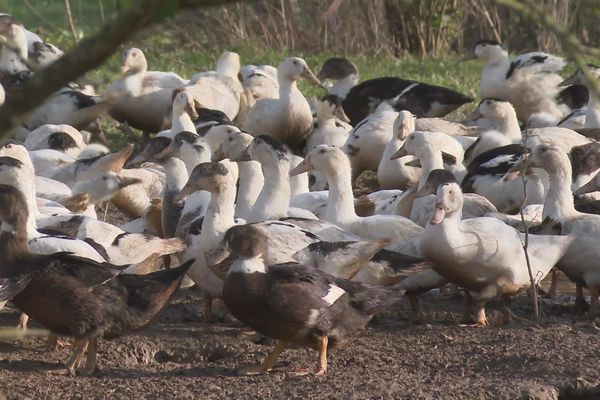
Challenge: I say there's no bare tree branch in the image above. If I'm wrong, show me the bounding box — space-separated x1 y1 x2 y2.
0 0 243 139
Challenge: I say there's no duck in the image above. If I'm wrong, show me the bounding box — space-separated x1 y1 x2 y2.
292 145 423 257
107 47 187 133
342 104 398 177
216 223 406 375
306 95 353 191
159 88 198 137
212 130 263 219
0 183 193 376
464 98 522 164
0 16 29 74
183 51 243 121
30 41 63 67
376 110 420 189
24 124 108 159
420 180 573 325
317 57 473 125
558 65 600 135
462 144 546 212
466 40 583 124
239 63 279 100
233 135 316 222
242 57 321 149
514 144 600 314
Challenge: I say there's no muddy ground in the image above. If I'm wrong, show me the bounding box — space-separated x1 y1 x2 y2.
1 289 600 400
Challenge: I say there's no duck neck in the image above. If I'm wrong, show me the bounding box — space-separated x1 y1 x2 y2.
585 90 600 129
178 145 211 176
123 71 143 97
278 77 296 101
496 109 522 141
202 180 237 248
330 74 359 99
235 160 264 219
229 254 267 274
171 110 196 135
162 157 189 191
544 166 578 220
249 157 291 222
324 160 358 224
417 149 444 190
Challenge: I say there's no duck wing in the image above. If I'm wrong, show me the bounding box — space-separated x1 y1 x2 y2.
0 275 31 301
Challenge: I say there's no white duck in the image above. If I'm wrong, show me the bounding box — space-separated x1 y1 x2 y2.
242 57 321 149
516 144 600 314
239 63 279 100
420 181 572 325
292 145 423 257
107 47 187 133
464 98 522 164
468 40 568 123
377 110 420 189
559 65 600 132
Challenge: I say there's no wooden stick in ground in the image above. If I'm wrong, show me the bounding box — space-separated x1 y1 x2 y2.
64 0 79 43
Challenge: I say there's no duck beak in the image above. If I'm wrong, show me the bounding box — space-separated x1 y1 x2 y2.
503 155 532 182
404 158 421 168
121 62 131 74
175 182 195 202
105 144 134 172
186 102 199 119
336 106 351 123
559 72 581 87
117 176 142 189
458 54 477 62
302 67 321 86
290 158 313 176
574 176 599 196
231 146 251 162
154 141 176 160
205 241 231 266
390 145 408 160
212 147 226 162
430 203 447 225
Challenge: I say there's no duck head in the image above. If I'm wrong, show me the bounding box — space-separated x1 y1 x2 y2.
233 135 290 164
32 41 63 67
317 94 350 123
391 131 457 166
75 171 141 203
291 144 345 176
216 51 240 78
394 110 417 141
213 131 254 162
414 169 458 198
121 48 147 75
317 57 359 81
467 40 506 64
207 224 268 266
521 144 569 176
278 57 321 85
172 88 199 119
0 15 27 62
431 182 463 225
90 144 134 173
177 161 230 200
0 156 28 188
0 142 34 172
478 98 516 120
559 64 600 87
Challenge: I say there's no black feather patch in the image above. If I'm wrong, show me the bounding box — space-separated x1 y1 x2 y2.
47 131 77 151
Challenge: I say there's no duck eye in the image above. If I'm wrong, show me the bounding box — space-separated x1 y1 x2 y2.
293 60 298 65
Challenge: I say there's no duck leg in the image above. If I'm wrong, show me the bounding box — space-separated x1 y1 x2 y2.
407 295 422 324
17 313 29 330
575 284 589 314
546 269 559 299
460 291 474 323
314 336 328 376
78 338 98 376
239 340 287 375
203 295 213 322
474 300 488 326
65 339 88 376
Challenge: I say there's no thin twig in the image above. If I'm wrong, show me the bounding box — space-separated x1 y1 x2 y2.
64 0 79 43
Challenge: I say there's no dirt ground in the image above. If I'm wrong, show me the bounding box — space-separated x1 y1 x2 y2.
1 289 600 400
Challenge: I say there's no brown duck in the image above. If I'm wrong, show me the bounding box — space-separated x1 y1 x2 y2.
217 224 406 376
0 184 193 376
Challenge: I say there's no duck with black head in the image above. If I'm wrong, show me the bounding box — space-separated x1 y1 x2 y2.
213 224 406 376
0 184 194 376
